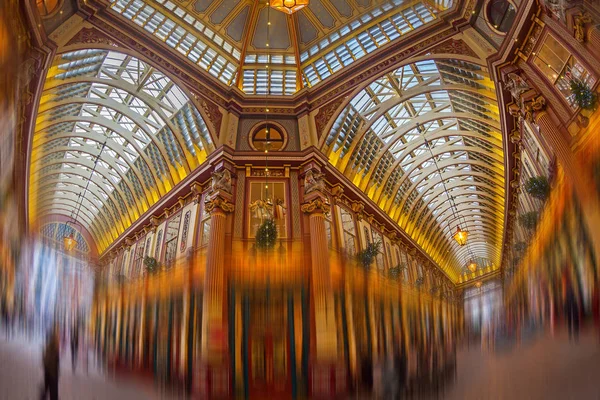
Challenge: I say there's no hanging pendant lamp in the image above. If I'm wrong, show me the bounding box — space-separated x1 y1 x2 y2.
467 259 477 273
453 225 468 246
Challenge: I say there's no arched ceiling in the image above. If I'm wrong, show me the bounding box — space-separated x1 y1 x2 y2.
29 49 216 253
323 58 504 281
106 0 454 94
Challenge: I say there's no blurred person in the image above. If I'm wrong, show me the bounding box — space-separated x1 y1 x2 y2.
395 350 407 399
40 328 60 400
564 274 580 341
592 283 600 343
71 320 79 371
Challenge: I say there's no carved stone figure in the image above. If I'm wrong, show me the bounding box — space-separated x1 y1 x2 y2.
249 198 273 220
304 169 325 194
574 13 592 43
211 169 232 194
273 198 286 220
504 73 530 105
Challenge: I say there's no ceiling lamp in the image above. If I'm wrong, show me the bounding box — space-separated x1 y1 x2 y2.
453 225 468 246
270 0 309 14
474 281 482 289
467 259 477 273
63 230 77 252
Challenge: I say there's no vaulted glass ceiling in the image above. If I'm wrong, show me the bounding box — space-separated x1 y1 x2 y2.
106 0 454 95
323 59 504 280
30 50 215 252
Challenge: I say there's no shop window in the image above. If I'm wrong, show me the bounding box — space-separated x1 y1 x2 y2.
486 0 516 33
533 34 596 109
132 240 146 277
164 213 182 265
180 210 191 253
340 207 357 255
154 230 163 260
372 230 385 270
199 210 211 247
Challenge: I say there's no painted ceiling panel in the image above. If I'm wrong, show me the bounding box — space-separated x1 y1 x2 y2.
226 5 250 43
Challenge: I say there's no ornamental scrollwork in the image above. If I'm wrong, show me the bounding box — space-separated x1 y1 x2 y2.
204 197 235 214
301 198 331 215
524 95 547 123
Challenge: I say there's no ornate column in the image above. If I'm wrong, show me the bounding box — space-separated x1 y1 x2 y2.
198 168 234 398
300 165 345 397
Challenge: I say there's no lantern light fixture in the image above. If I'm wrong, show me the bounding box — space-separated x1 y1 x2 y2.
467 259 477 273
270 0 309 14
453 225 468 246
63 229 77 252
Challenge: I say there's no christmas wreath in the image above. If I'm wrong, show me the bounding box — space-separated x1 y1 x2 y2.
570 79 597 110
255 218 278 250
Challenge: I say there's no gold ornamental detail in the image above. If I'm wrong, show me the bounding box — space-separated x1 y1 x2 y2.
301 198 330 214
205 197 235 214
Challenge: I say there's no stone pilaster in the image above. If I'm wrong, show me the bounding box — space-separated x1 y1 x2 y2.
197 174 234 398
301 165 346 397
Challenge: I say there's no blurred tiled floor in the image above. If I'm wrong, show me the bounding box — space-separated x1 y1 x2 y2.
1 327 599 399
439 327 600 400
0 333 179 400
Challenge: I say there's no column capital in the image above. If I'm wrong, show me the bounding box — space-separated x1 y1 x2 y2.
524 94 547 123
205 193 234 214
330 184 344 201
301 196 330 215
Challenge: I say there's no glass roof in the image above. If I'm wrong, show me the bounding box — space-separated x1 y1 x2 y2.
106 0 453 95
30 50 215 253
324 59 504 281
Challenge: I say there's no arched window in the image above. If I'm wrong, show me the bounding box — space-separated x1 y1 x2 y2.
340 208 356 255
487 0 516 33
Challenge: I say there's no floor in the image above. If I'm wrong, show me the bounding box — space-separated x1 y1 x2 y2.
1 328 599 399
0 332 176 400
438 327 600 400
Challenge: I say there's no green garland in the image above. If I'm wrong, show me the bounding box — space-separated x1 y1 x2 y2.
256 218 278 250
519 211 538 231
144 256 159 274
356 240 381 269
524 176 550 201
570 79 597 110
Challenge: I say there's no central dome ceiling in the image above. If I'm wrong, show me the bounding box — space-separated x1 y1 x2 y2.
108 0 454 94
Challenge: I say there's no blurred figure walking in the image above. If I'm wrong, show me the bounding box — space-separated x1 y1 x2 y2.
71 322 79 371
40 329 60 400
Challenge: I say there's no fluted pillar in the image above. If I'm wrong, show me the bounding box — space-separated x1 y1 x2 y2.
301 170 345 396
587 24 600 59
198 190 234 398
302 196 338 361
